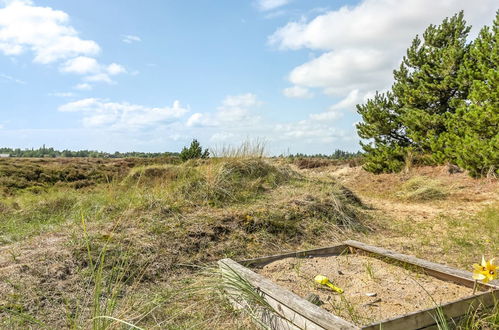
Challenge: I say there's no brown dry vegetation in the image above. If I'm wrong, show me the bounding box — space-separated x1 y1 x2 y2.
0 158 497 329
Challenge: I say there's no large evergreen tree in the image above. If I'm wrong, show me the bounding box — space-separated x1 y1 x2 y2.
394 11 470 158
357 12 472 172
442 11 499 177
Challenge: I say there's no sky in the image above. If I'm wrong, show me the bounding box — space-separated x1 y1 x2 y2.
0 0 497 155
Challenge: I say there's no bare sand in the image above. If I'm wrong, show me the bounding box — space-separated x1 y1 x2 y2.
256 254 473 326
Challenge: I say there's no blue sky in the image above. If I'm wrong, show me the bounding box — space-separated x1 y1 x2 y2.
0 0 497 154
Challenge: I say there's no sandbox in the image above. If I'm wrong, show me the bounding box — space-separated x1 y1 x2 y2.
219 240 499 330
257 254 471 326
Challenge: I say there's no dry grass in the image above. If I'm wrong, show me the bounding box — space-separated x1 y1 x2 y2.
0 157 367 329
396 176 448 201
0 159 497 329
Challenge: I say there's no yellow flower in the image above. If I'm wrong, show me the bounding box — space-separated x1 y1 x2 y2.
472 256 497 283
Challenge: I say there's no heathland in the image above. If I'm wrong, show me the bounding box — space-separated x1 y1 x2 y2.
0 156 497 329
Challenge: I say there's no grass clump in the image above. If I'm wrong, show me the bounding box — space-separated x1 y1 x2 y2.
396 176 448 201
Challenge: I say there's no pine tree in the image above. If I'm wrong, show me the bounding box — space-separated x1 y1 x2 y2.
394 11 470 157
356 92 410 173
179 139 210 162
357 11 471 172
443 11 499 177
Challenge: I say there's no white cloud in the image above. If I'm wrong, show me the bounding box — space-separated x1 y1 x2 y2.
329 89 361 111
256 0 291 11
282 85 313 98
84 73 113 84
122 35 141 43
289 49 391 96
106 63 126 75
308 110 343 122
60 56 99 74
221 93 261 108
0 0 126 85
74 83 92 91
60 58 125 85
186 112 217 127
270 0 498 99
0 0 100 63
183 93 263 129
59 98 189 129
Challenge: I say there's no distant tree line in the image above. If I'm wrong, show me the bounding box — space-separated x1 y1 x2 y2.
0 146 178 158
356 11 498 177
284 149 363 160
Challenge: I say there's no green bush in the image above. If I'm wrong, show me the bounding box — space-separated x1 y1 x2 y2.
179 139 209 162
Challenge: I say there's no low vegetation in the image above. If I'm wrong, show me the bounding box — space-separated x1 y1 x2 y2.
0 156 369 328
396 176 448 201
0 153 497 329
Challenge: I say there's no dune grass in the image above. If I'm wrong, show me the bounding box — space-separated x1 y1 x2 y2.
0 157 369 329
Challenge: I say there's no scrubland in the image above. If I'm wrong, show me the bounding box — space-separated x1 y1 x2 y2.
0 157 497 329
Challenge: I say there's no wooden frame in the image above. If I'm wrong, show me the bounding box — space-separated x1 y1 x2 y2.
218 240 499 330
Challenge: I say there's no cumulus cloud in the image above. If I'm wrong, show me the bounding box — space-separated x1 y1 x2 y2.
0 0 125 85
74 83 92 91
106 63 126 75
187 93 263 130
122 35 141 43
60 56 100 74
282 85 314 99
270 0 498 100
184 93 264 143
256 0 291 11
0 0 99 63
59 98 189 129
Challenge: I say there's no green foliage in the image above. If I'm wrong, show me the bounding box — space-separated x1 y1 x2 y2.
359 142 407 174
393 11 470 153
356 92 409 173
357 11 498 177
179 139 210 162
440 11 499 177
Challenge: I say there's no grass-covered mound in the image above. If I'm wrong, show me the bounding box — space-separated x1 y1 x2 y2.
0 157 368 328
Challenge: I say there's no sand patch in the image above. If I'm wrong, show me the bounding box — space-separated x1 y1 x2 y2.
256 254 473 326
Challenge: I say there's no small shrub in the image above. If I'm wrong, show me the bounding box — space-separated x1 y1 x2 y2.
179 139 209 162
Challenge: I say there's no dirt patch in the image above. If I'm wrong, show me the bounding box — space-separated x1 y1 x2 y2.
256 254 472 326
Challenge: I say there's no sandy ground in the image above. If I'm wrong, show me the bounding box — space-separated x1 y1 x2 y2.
257 254 474 326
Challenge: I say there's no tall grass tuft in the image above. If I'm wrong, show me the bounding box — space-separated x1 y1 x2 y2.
210 139 267 158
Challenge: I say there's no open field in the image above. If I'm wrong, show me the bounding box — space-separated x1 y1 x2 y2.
0 157 497 329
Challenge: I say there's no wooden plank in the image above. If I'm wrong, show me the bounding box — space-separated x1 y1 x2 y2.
362 289 499 330
239 244 349 268
218 258 359 330
344 240 499 289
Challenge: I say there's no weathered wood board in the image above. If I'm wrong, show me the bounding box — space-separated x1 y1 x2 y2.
219 240 499 330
